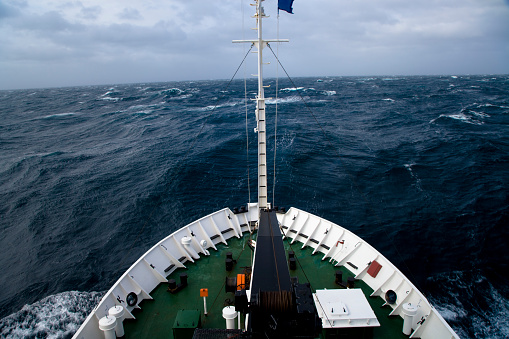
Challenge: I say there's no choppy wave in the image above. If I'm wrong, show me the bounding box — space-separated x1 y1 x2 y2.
0 75 508 338
40 113 77 119
266 96 302 105
161 88 183 96
428 270 509 338
195 100 245 111
430 101 500 125
0 291 104 339
403 163 424 192
438 112 484 125
99 89 122 102
280 86 304 92
278 87 336 97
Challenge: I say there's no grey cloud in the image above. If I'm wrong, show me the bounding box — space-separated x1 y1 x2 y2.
118 7 142 21
1 6 189 62
79 5 101 20
1 0 508 90
18 10 83 33
0 0 21 19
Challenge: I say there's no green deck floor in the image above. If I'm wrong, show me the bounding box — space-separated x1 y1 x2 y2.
123 233 407 339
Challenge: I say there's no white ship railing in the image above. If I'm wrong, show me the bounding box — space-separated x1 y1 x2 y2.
73 205 458 339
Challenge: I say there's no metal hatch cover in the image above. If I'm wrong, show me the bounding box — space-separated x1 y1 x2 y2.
313 289 380 329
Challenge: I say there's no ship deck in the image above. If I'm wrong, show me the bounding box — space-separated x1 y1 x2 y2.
123 233 408 339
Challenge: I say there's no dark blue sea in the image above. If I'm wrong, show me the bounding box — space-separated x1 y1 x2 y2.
0 75 508 338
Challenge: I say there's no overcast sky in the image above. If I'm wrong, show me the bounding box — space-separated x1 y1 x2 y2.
1 0 508 90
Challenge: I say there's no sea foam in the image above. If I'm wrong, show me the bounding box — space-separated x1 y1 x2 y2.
0 291 104 338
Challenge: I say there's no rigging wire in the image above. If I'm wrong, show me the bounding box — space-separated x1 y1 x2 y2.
266 43 425 294
272 10 280 208
244 62 251 205
110 44 255 288
242 0 251 205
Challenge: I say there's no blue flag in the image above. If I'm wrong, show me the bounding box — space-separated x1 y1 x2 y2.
278 0 294 14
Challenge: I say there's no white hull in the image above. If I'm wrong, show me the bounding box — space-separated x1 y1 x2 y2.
73 205 458 339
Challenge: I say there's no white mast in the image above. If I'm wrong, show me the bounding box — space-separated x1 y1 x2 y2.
255 0 268 210
233 0 288 212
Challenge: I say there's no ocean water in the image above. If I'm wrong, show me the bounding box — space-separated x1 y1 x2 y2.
0 75 508 338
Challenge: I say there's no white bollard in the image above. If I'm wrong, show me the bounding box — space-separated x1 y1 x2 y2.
402 303 418 335
222 306 237 329
108 305 125 337
98 315 117 339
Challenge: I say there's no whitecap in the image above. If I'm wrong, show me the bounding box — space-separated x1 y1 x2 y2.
469 110 490 118
432 109 485 125
161 88 183 96
127 104 149 111
428 270 509 338
99 89 122 101
279 87 304 92
404 163 423 192
321 90 336 96
445 113 483 125
478 103 508 109
0 291 104 338
100 96 120 102
382 98 395 102
167 94 193 101
100 89 117 97
266 96 301 105
196 100 243 111
434 303 468 321
41 112 76 119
